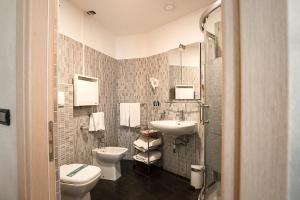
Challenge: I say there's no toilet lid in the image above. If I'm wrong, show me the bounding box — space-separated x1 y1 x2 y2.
60 164 101 184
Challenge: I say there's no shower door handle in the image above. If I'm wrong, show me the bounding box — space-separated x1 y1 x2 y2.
200 103 210 125
203 120 210 124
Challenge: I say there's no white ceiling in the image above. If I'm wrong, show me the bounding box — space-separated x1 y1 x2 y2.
69 0 214 36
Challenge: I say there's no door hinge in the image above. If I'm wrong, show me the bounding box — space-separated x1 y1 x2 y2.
48 121 54 161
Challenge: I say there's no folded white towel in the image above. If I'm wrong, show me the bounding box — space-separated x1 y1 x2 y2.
129 103 140 127
133 145 147 153
133 136 162 151
133 151 162 164
120 103 130 126
89 112 105 131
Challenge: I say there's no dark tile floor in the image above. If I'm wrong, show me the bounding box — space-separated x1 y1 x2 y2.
91 160 200 200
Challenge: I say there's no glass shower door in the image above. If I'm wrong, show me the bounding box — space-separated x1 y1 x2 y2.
201 22 222 198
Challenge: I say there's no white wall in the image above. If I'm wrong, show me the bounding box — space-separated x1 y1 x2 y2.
0 0 18 199
116 8 206 59
115 34 148 59
168 43 200 67
288 0 300 199
58 0 116 57
145 9 205 58
59 1 221 60
116 7 221 59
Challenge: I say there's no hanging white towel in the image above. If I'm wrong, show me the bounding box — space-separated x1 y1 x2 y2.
120 103 130 126
89 114 96 131
89 112 105 131
129 103 140 127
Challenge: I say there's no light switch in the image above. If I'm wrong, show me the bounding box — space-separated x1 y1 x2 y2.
0 109 10 126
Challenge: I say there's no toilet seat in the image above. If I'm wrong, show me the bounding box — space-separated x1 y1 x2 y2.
60 164 101 185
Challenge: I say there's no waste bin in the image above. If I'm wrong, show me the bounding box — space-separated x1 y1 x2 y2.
191 165 204 189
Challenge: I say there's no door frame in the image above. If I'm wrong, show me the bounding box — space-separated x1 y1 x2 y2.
16 0 56 199
221 0 241 200
221 0 289 200
16 0 290 199
16 0 243 199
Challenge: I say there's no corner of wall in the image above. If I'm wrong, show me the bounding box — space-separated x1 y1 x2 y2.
58 0 117 58
59 1 217 60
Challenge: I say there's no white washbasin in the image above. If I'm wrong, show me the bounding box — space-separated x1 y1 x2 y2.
150 120 197 136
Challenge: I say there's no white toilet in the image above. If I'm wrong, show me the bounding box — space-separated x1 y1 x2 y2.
92 147 128 181
60 164 101 200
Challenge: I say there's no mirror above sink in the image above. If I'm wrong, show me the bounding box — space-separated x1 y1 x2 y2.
168 42 201 101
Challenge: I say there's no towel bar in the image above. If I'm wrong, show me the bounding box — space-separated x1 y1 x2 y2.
80 125 89 130
119 103 146 106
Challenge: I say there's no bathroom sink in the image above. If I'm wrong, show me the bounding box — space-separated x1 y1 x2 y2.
150 120 197 136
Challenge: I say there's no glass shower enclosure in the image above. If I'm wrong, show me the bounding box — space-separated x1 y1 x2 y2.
199 8 222 200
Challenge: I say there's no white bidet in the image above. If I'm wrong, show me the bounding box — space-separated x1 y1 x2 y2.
92 147 128 181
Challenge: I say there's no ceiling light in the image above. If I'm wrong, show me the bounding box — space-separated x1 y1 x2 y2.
164 3 176 11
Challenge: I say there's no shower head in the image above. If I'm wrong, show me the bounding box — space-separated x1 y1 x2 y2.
86 10 96 16
179 44 186 51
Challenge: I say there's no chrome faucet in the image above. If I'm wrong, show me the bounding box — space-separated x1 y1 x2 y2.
160 110 166 120
178 110 185 121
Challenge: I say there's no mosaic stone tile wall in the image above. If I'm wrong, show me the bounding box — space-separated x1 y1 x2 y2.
159 102 203 178
57 84 74 165
51 16 61 199
53 38 60 200
116 55 169 159
57 35 80 167
57 34 203 180
57 34 118 169
116 56 203 179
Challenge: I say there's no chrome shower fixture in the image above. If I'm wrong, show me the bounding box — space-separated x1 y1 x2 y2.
179 44 186 51
86 10 96 15
199 0 222 32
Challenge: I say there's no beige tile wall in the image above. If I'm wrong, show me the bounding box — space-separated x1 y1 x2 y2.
57 34 118 167
116 56 203 178
57 34 203 183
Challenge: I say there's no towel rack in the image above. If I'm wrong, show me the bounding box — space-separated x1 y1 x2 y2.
119 103 146 106
165 100 201 104
80 125 89 130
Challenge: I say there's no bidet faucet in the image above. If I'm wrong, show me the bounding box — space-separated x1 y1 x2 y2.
160 110 166 120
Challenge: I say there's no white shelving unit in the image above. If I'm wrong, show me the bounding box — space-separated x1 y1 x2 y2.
133 129 163 174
